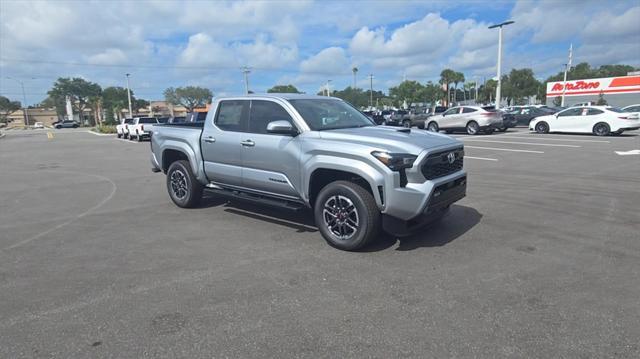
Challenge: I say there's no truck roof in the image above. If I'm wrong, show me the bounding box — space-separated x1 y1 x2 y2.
213 94 339 101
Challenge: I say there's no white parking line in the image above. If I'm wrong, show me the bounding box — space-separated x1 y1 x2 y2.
465 156 498 161
461 139 581 148
490 136 610 143
115 138 140 144
465 145 544 154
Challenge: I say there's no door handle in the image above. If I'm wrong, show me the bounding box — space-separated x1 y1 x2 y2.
240 139 255 147
203 136 216 143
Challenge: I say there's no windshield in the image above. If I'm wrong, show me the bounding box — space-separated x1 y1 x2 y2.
289 99 375 131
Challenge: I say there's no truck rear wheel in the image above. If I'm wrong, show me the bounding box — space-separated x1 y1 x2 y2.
167 160 203 208
314 180 380 251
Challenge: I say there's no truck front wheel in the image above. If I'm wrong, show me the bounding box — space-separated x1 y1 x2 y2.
166 160 203 208
314 181 380 251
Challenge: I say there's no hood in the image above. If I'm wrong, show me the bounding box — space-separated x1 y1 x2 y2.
318 126 461 154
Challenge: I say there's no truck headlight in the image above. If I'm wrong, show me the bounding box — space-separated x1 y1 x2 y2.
371 151 417 171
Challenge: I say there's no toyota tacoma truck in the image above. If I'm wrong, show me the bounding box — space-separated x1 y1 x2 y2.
150 94 466 250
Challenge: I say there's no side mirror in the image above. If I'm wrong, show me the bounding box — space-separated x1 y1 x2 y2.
266 120 297 135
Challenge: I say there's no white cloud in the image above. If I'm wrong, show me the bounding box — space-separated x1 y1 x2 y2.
86 49 128 66
177 33 236 68
300 47 349 75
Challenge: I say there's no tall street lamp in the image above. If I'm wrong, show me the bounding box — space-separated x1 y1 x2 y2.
5 77 34 126
488 20 514 109
125 73 133 118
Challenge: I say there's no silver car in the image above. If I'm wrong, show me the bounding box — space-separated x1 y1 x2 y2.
425 106 503 135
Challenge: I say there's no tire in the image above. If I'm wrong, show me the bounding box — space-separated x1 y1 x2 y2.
593 122 610 136
166 160 203 208
535 121 549 134
466 121 480 135
129 134 136 141
417 122 425 130
498 126 507 132
124 133 129 139
73 125 78 128
485 128 495 134
402 120 411 128
427 122 439 132
117 133 122 138
612 130 623 136
137 131 143 142
314 180 380 251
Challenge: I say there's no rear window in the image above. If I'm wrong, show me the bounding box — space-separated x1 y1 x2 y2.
139 118 157 124
463 107 478 113
481 106 497 112
607 107 624 113
124 118 134 124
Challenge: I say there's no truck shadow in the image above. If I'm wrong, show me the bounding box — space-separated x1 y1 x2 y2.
200 195 481 252
370 205 483 252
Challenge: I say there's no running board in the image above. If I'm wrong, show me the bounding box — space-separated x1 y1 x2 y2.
204 187 306 211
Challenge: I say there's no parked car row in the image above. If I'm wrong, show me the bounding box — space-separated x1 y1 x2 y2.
116 112 209 141
530 105 640 136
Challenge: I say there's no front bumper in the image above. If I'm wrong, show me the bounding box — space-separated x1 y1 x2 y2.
382 173 467 236
151 152 162 172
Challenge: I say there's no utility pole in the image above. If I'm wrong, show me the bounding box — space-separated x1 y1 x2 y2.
241 66 252 94
5 77 31 126
561 43 573 107
369 74 374 108
125 73 133 118
325 80 332 97
352 67 358 89
488 20 514 109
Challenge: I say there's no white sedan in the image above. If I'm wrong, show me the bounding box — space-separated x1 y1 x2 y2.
530 106 640 136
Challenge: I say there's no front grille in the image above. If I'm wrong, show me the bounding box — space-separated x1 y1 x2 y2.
421 148 464 180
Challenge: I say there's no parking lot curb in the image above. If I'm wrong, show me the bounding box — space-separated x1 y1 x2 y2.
87 130 115 137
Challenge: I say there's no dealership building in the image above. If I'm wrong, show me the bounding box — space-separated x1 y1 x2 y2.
546 75 640 107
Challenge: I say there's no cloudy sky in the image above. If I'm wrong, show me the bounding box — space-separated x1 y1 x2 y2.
0 0 639 105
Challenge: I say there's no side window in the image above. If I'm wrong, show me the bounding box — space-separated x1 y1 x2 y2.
586 108 603 116
215 100 248 132
557 108 582 117
462 107 477 113
443 108 458 116
249 100 294 134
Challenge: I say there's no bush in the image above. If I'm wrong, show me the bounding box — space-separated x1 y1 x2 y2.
94 125 117 134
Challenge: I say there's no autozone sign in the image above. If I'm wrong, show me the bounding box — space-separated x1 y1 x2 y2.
546 76 640 97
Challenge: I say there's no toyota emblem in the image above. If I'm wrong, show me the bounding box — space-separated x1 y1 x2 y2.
447 152 456 164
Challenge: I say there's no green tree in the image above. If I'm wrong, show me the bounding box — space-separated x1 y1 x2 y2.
389 80 426 107
47 77 102 126
596 91 608 105
0 96 21 125
267 84 301 93
452 71 465 102
502 68 540 105
164 86 213 112
102 86 130 123
478 79 497 104
422 81 441 108
133 98 149 113
439 69 456 105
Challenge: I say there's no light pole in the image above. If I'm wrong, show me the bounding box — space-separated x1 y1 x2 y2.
561 43 573 107
369 74 374 108
241 66 252 94
488 20 514 109
5 77 32 126
352 67 358 89
125 73 133 118
325 80 332 97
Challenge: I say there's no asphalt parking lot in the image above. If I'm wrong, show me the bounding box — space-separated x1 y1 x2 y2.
1 127 639 358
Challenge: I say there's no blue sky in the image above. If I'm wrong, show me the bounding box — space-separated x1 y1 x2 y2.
0 0 638 105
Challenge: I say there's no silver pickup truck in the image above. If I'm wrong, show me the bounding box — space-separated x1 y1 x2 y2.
150 94 467 250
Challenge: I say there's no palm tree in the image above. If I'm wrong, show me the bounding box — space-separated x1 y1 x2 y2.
352 67 358 89
452 72 465 104
439 69 456 106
